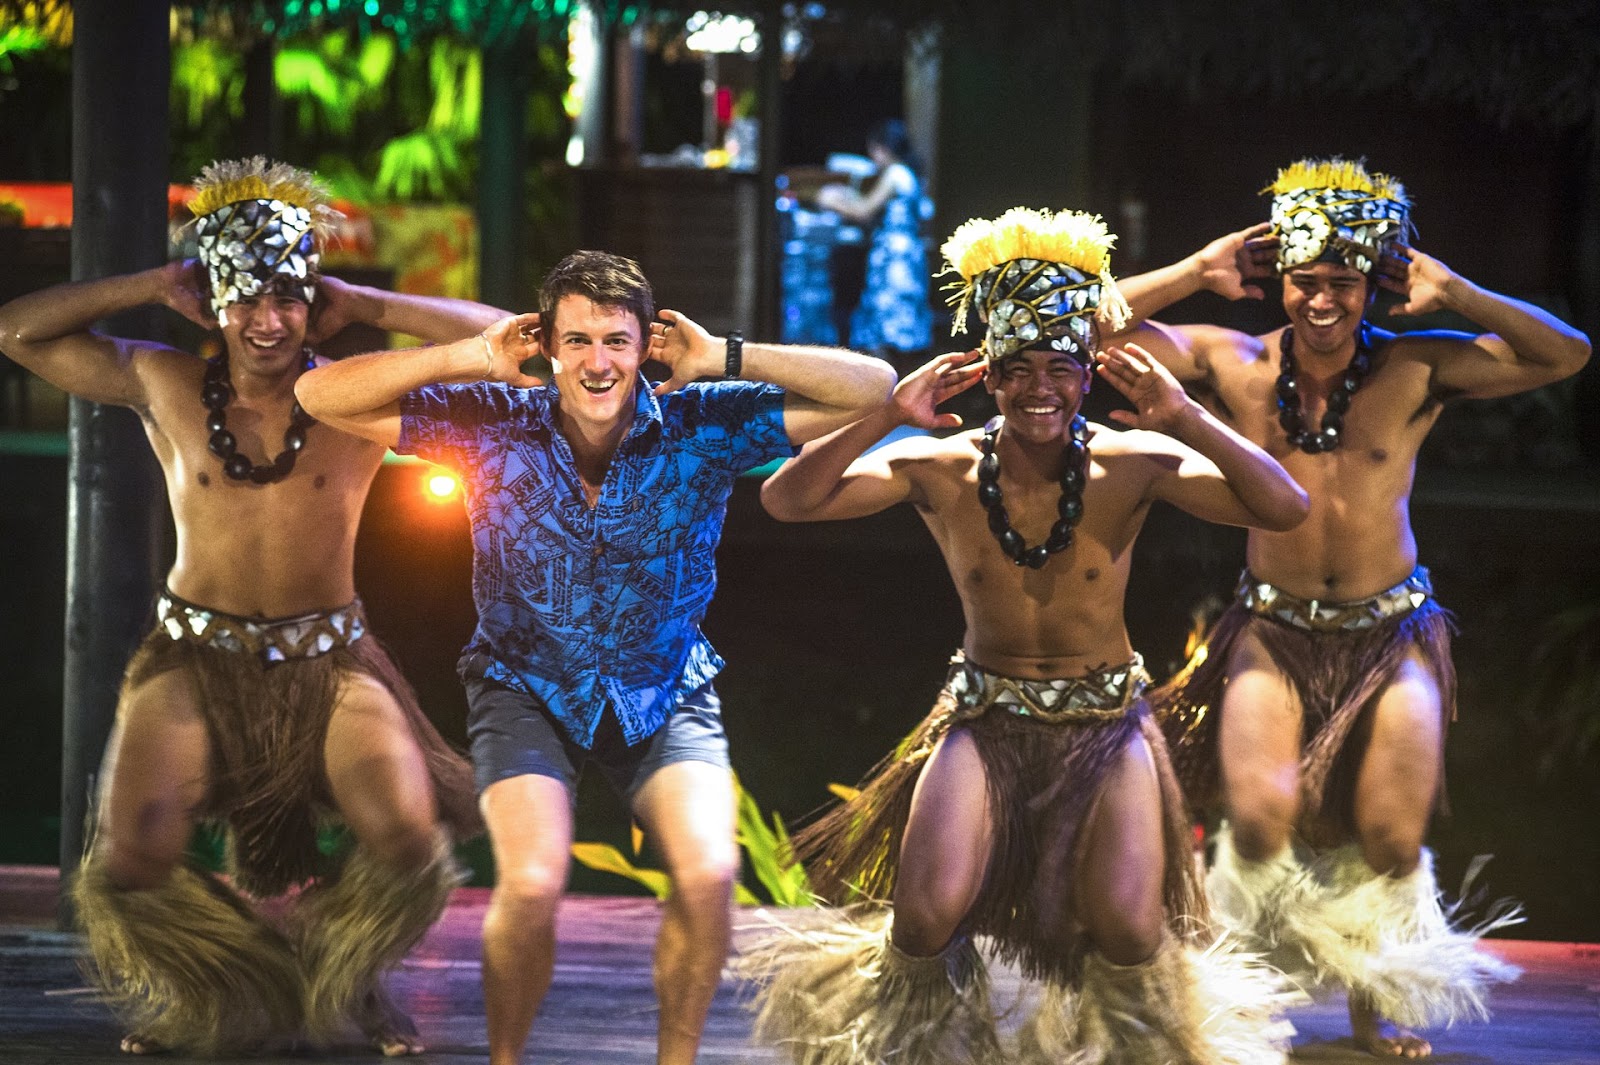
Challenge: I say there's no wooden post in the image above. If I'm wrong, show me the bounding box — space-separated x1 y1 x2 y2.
478 37 527 310
754 1 782 340
61 0 171 925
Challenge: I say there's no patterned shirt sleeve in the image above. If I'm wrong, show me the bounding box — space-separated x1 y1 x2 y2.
396 382 501 469
689 381 797 474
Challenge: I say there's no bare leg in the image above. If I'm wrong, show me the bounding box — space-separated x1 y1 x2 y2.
1218 628 1304 862
1346 652 1443 1060
93 669 211 1055
322 672 448 1056
631 762 739 1065
1074 734 1166 966
891 728 993 957
96 670 211 891
480 774 573 1065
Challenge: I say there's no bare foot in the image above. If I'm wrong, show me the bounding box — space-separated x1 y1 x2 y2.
1350 994 1432 1058
357 986 424 1057
118 1033 164 1055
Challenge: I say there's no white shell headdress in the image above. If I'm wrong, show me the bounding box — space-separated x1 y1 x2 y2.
940 207 1130 363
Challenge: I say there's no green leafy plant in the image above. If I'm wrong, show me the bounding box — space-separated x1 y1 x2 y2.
570 775 823 906
171 37 244 127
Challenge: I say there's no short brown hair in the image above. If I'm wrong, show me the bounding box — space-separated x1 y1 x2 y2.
538 251 655 344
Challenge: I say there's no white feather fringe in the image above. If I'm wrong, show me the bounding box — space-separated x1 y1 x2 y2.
1014 934 1301 1065
1277 846 1523 1028
1207 824 1300 939
737 907 1003 1065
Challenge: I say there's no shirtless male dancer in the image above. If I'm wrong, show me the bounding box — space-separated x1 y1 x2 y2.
0 158 490 1056
744 208 1309 1064
1116 158 1591 1057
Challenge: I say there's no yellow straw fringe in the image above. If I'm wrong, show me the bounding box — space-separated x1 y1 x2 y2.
940 208 1117 283
188 156 338 234
1264 157 1407 204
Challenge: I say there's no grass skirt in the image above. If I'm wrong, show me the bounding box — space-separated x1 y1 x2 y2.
791 656 1204 985
1156 590 1455 837
124 624 479 896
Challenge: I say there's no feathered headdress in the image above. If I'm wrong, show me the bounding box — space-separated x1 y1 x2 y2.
1265 157 1413 275
188 157 340 323
940 207 1130 363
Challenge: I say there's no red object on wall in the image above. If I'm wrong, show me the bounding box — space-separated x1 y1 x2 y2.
715 85 734 127
0 182 198 228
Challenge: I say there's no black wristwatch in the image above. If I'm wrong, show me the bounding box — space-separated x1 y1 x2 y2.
723 331 743 379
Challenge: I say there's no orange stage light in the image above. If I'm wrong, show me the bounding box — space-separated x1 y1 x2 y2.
424 470 460 502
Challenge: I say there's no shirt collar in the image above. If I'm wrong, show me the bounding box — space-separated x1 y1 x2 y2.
545 373 663 441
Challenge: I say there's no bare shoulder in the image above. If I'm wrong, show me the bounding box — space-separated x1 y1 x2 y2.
1182 323 1261 369
865 427 976 467
111 341 203 409
1087 422 1184 463
876 428 980 495
1375 323 1478 365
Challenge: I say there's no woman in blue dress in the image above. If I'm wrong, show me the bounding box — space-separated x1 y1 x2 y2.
820 120 934 365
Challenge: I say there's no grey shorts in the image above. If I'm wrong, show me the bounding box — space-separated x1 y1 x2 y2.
464 676 730 805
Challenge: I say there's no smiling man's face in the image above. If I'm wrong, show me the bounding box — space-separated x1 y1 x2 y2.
219 292 310 376
546 293 644 436
1283 262 1372 357
985 347 1092 446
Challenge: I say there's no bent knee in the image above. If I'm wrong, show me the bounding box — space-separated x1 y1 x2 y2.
96 840 179 893
1358 825 1425 878
668 847 739 905
358 819 441 871
1092 917 1164 968
1229 810 1296 863
891 889 971 956
493 863 567 919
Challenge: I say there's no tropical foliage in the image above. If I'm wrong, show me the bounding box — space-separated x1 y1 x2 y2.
571 774 823 907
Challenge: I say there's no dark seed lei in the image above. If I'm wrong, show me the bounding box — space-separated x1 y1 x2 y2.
202 351 316 484
1275 324 1373 454
977 415 1090 570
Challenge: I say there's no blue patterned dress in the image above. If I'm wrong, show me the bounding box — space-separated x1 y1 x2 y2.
849 162 933 356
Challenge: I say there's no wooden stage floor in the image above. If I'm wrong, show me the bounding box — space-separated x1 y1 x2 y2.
2 869 1597 1063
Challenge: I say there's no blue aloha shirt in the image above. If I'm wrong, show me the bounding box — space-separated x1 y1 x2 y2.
397 377 794 748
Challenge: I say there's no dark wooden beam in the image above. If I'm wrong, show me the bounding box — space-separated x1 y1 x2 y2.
61 0 172 926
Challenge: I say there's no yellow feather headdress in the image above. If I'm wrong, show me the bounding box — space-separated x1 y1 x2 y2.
188 157 338 235
187 157 341 321
939 208 1129 362
1264 157 1413 274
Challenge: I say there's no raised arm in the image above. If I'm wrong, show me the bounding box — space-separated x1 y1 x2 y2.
0 260 209 407
306 275 510 348
1117 223 1277 325
816 165 902 224
1105 225 1275 388
1379 247 1591 399
760 349 983 522
646 310 898 444
294 313 543 446
1096 343 1308 531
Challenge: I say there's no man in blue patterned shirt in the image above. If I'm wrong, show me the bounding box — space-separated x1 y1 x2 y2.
295 250 896 1065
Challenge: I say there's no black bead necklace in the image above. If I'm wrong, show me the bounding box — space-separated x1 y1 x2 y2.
201 350 316 484
976 415 1090 570
1275 324 1373 454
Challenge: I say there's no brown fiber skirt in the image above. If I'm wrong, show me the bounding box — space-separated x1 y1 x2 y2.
124 629 481 897
1154 596 1455 841
791 673 1205 985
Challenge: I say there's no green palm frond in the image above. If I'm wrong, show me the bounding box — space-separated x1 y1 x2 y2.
571 777 818 907
570 842 673 900
734 773 814 907
374 129 464 201
172 38 243 128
